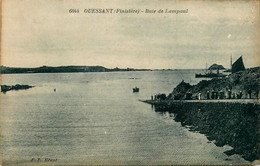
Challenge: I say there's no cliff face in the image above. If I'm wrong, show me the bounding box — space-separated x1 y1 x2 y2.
171 67 260 99
153 102 259 162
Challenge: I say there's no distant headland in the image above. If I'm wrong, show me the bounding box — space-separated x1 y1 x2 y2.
0 65 151 74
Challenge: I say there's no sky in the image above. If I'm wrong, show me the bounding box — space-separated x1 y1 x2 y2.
1 0 260 69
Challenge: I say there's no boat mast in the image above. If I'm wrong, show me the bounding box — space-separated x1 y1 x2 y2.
230 54 232 71
206 63 207 73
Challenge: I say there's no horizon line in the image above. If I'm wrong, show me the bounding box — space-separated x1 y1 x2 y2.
0 64 233 70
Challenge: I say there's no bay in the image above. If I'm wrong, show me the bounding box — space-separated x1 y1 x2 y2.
1 70 249 165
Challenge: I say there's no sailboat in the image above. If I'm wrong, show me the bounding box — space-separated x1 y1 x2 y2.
231 56 245 73
223 56 246 73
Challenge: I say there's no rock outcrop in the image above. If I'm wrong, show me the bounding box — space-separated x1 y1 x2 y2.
1 84 34 93
208 64 225 70
171 67 260 100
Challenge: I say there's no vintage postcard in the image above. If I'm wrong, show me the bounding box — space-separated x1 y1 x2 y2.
0 0 259 165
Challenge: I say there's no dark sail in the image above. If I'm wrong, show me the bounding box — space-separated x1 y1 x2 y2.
232 56 245 73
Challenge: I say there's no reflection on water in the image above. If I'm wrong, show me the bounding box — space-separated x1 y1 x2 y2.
1 71 250 165
153 102 259 162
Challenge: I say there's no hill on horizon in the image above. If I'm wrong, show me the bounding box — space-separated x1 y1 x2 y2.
208 64 225 70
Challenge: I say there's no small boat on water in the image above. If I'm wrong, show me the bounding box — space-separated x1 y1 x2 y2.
133 87 139 93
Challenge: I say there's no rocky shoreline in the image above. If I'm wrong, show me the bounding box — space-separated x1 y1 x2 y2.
143 66 260 162
152 101 259 162
169 67 260 100
1 84 34 93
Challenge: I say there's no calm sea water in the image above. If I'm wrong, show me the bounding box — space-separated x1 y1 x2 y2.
1 70 249 165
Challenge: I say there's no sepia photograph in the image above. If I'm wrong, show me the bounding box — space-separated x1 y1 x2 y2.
0 0 259 165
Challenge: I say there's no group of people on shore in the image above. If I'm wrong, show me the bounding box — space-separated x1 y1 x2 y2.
189 88 258 100
205 89 244 100
151 93 167 101
151 88 258 101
